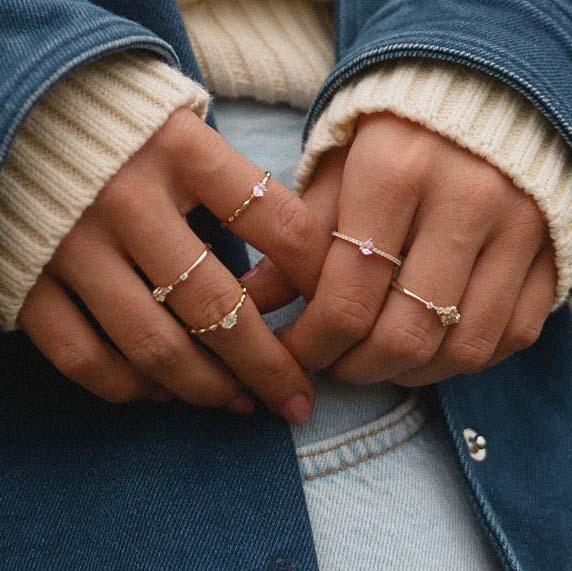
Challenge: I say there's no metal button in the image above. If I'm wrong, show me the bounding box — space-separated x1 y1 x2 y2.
463 428 487 461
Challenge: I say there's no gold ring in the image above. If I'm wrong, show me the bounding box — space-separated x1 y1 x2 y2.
391 280 461 327
221 171 271 227
188 281 248 335
152 244 211 303
332 231 402 267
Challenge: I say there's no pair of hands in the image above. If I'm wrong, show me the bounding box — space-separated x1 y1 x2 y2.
19 108 556 424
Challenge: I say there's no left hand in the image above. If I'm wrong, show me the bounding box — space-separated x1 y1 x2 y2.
243 112 557 386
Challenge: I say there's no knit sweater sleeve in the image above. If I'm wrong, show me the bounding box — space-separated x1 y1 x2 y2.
0 52 210 331
297 60 572 307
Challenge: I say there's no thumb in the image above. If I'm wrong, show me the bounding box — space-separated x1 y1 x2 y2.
242 256 300 314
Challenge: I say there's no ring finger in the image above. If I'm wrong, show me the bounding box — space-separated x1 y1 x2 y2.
51 229 252 413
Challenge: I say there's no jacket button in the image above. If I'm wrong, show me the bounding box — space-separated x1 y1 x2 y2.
463 428 487 461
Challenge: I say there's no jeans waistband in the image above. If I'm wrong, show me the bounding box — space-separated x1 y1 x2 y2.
296 394 426 481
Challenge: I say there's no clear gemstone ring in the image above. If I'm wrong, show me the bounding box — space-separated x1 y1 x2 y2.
332 231 402 267
391 280 461 327
221 171 271 228
188 281 248 335
152 244 211 303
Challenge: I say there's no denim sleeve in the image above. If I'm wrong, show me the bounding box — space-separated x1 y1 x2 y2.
306 0 572 151
0 0 180 170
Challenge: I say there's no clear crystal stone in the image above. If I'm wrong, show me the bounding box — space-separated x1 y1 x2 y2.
437 306 461 327
359 238 375 256
252 182 267 198
221 314 238 329
152 286 172 303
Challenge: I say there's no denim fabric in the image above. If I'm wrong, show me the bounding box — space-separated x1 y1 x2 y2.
298 397 501 571
218 100 500 570
308 1 572 148
0 332 318 570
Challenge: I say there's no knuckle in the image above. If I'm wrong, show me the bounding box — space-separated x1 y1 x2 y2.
507 199 547 242
448 334 496 373
129 325 184 373
373 152 422 199
507 323 543 352
55 343 100 381
101 383 144 405
273 193 315 254
322 289 379 339
380 322 437 367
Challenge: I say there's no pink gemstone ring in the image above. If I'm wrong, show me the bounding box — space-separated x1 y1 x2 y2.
221 171 271 227
332 231 402 267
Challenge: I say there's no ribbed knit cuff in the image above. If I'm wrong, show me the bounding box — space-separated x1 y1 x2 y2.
297 60 572 308
0 52 210 330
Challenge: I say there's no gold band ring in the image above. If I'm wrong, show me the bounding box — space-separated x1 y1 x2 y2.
391 280 461 327
188 281 248 335
221 171 271 228
152 244 211 303
332 231 402 267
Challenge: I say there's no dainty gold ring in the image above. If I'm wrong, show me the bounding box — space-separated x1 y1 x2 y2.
152 244 211 303
188 281 248 335
391 280 461 327
332 231 402 267
221 171 271 228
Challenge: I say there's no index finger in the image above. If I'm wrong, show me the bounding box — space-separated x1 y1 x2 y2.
175 114 332 301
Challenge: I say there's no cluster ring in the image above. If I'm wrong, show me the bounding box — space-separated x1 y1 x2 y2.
221 171 271 228
152 244 211 303
391 280 461 327
188 281 248 335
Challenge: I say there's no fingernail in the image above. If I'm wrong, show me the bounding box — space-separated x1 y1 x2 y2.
227 395 256 416
150 388 175 402
241 263 260 281
278 393 313 425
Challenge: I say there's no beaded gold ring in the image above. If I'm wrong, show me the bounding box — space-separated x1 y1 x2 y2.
221 171 271 228
188 281 248 335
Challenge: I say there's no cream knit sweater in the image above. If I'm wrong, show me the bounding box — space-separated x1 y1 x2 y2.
0 0 571 330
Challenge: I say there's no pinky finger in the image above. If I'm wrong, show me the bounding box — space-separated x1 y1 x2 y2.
19 273 168 404
488 246 557 367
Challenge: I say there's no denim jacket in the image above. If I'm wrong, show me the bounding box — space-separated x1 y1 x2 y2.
1 2 571 570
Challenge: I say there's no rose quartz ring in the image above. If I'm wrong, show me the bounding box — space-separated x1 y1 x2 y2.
221 171 271 227
331 231 402 267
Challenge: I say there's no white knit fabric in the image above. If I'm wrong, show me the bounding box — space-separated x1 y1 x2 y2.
181 0 334 109
0 52 210 330
297 60 572 306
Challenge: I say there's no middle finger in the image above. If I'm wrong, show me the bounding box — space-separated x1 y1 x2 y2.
115 192 316 424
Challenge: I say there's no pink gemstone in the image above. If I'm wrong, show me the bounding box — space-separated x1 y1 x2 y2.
359 238 374 256
252 182 267 198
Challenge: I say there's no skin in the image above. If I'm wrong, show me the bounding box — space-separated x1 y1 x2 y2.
19 110 557 420
245 112 557 387
19 108 334 424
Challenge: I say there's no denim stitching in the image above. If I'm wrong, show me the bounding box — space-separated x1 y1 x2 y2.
297 396 419 459
302 421 425 481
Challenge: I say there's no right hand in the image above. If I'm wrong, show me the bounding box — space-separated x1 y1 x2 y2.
18 108 332 424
